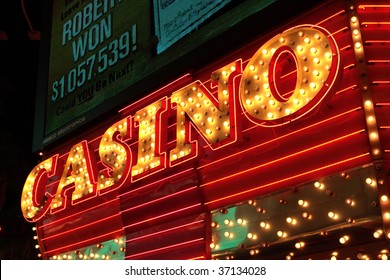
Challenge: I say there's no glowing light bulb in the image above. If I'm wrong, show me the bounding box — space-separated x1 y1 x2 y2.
345 198 355 206
355 42 362 49
339 235 350 244
286 217 297 225
295 242 305 249
373 229 383 239
328 211 338 219
381 195 388 202
370 132 378 140
365 178 376 186
364 100 372 107
314 181 324 189
260 222 270 229
298 199 309 207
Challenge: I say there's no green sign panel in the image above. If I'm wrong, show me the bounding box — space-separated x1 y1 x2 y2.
45 0 152 138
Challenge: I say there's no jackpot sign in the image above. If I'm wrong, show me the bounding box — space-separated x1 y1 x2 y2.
46 0 140 138
22 25 341 222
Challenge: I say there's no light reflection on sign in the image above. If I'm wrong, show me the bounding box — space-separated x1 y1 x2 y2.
22 25 340 222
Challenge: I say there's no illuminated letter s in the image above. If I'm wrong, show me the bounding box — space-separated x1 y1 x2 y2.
98 117 132 194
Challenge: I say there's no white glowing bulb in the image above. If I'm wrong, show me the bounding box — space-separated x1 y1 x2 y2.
364 100 373 107
381 195 388 202
298 199 308 207
295 242 305 249
328 211 337 219
345 198 355 206
339 235 349 244
355 42 362 49
365 178 373 185
370 132 378 140
286 217 296 224
367 116 375 123
373 230 383 239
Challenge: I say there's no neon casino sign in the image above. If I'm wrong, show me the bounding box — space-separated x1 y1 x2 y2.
21 25 341 222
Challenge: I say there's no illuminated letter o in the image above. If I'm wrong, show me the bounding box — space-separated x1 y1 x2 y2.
240 25 340 126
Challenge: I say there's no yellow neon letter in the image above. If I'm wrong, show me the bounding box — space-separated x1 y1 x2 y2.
50 141 97 211
131 99 166 178
21 155 60 222
170 61 241 163
98 117 132 194
240 25 340 126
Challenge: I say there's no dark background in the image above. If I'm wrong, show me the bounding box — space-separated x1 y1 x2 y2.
0 0 42 259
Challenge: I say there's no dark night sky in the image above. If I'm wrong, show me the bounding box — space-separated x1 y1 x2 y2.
0 0 42 259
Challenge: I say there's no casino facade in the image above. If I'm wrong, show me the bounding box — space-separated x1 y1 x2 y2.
22 0 390 260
